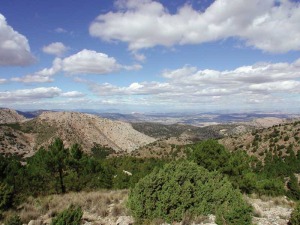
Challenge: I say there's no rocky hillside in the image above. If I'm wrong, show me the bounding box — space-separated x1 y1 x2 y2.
0 111 155 156
0 124 35 157
244 117 287 128
132 122 254 140
0 108 26 124
220 120 300 160
36 112 156 153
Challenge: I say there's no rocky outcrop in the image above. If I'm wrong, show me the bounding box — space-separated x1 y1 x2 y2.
116 216 134 225
0 108 26 124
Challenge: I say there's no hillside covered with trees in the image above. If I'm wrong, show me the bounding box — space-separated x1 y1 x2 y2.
1 136 300 224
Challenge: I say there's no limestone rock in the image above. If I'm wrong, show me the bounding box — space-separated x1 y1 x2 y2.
116 216 134 225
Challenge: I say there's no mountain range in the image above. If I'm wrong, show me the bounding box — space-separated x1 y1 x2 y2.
1 108 300 159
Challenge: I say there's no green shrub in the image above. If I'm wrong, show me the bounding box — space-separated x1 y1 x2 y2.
5 215 22 225
289 203 300 225
51 205 83 225
284 136 290 141
187 139 229 171
216 199 252 225
91 143 114 159
128 160 252 224
287 174 300 200
0 182 14 210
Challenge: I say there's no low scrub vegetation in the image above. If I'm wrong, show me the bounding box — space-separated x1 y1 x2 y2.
187 140 300 197
1 137 300 224
51 205 82 225
128 160 252 224
289 202 300 225
4 215 22 225
18 190 127 224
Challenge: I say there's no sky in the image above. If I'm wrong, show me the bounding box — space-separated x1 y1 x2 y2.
0 0 300 113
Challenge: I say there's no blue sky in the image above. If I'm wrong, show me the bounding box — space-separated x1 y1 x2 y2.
0 0 300 113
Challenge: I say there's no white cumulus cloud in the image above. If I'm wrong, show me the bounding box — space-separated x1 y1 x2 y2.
61 49 120 75
42 42 69 56
13 49 141 83
0 14 35 66
61 91 85 97
0 87 85 106
89 0 300 53
86 58 300 109
0 87 62 102
12 58 62 83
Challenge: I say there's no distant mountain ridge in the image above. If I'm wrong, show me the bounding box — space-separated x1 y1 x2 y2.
1 108 299 158
16 109 55 119
97 112 297 127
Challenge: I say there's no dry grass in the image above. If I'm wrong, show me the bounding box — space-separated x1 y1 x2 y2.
252 206 263 218
247 194 294 208
18 190 128 223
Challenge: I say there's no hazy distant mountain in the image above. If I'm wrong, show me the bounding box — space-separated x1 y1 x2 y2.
97 112 296 126
16 110 56 118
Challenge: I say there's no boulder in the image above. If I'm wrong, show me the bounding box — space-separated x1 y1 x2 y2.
28 220 42 225
116 216 134 225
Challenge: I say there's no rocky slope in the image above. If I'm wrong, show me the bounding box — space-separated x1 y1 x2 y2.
0 111 155 156
34 111 156 153
132 122 254 140
0 108 26 124
220 120 300 160
244 117 287 128
0 125 34 157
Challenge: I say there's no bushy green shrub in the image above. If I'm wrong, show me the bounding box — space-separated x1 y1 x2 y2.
216 198 252 225
289 202 300 225
128 160 252 224
0 182 13 210
287 174 300 200
4 215 22 225
51 205 83 225
187 139 229 171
